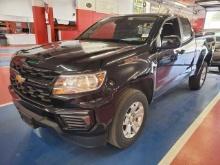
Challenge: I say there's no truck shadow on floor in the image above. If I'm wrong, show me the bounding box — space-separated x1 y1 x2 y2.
9 74 220 165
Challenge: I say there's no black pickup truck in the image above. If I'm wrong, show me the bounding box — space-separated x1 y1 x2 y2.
9 14 213 149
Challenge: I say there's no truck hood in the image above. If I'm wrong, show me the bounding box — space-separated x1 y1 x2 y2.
15 40 138 72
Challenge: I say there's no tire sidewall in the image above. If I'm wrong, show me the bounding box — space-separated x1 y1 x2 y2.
112 90 148 148
189 61 208 90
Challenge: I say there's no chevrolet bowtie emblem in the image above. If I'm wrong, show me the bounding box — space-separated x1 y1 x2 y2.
16 74 25 84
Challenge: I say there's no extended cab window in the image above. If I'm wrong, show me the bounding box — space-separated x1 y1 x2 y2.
180 18 192 42
160 18 181 41
79 16 157 44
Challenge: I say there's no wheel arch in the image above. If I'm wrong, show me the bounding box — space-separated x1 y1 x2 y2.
204 41 214 66
117 76 154 104
193 44 210 76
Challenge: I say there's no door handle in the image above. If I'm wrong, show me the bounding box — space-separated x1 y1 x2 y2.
175 50 185 54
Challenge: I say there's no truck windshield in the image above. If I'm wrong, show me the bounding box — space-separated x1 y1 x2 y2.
78 16 157 44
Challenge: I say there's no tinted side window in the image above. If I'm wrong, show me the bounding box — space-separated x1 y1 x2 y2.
180 18 192 42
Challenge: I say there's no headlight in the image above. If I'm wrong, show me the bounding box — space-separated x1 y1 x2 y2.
53 71 106 95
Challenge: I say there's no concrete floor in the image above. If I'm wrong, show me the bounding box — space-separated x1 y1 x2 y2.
0 46 220 165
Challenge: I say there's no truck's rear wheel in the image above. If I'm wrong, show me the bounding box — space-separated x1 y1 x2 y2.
189 61 208 90
108 89 148 149
218 66 220 73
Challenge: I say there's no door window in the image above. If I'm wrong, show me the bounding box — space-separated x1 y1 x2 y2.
160 18 181 39
180 18 192 42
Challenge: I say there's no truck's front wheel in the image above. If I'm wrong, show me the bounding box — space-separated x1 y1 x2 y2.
108 89 148 149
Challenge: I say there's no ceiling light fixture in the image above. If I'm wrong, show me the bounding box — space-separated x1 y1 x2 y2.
174 1 187 8
197 0 220 5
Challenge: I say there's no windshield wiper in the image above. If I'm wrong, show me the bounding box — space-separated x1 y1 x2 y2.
79 38 117 42
79 38 144 44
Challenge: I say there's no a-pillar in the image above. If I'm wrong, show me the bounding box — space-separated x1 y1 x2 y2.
32 0 55 44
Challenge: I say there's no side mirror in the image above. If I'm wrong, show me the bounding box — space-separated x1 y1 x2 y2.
205 32 215 36
160 35 181 49
195 31 203 37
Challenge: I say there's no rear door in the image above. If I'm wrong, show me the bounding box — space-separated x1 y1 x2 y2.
178 17 196 72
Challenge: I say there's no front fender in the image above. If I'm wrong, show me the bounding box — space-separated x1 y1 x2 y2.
105 54 151 85
94 54 155 125
103 54 154 103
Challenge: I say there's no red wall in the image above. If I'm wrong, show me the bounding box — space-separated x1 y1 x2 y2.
32 6 55 44
48 7 55 42
61 9 110 40
32 6 48 44
5 22 16 33
192 18 205 33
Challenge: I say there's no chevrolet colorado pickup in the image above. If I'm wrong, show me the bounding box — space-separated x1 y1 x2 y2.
9 14 213 149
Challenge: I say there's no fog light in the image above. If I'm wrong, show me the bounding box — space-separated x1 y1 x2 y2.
57 110 94 130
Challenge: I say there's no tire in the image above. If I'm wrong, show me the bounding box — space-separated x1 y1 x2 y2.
108 89 148 149
189 61 208 90
218 66 220 73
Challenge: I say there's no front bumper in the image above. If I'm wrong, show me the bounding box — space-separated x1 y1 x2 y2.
10 87 107 148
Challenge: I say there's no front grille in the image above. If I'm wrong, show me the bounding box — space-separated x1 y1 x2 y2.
11 62 57 81
57 110 94 131
10 61 59 106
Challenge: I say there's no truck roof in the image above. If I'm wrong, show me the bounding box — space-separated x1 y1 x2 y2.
110 13 184 20
121 13 170 17
108 13 171 20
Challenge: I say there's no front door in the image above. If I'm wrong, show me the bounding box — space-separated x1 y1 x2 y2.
154 18 186 96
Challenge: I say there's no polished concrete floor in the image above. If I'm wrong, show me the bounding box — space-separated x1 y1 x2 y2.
0 45 220 165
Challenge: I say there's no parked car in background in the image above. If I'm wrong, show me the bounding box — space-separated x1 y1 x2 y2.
9 14 214 149
0 25 8 46
212 49 220 72
212 31 220 72
197 30 220 72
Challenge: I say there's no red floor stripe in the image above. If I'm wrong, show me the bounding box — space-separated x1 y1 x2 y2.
0 44 34 48
171 100 220 165
0 68 12 105
0 53 14 57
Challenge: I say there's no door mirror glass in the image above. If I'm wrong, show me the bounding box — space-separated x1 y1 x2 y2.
160 35 181 49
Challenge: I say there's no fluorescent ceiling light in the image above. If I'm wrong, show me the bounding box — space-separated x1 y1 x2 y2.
198 0 220 5
174 2 187 8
